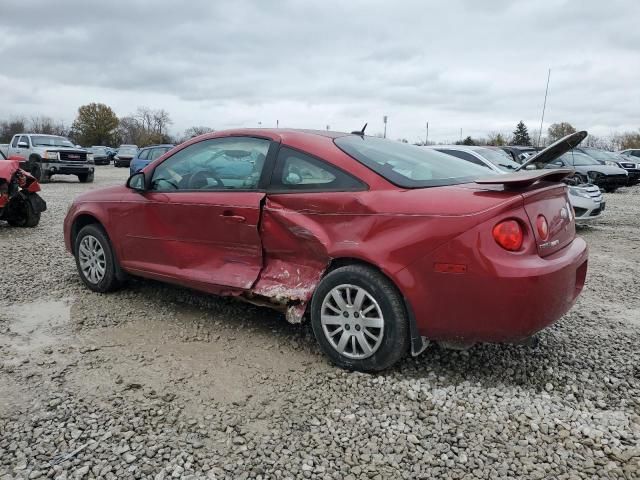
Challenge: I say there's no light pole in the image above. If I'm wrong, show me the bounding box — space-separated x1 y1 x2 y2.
383 115 388 139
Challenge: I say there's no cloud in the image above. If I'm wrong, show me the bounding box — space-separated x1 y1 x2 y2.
0 0 638 142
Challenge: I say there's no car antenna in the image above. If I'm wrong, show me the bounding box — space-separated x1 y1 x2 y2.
351 123 368 136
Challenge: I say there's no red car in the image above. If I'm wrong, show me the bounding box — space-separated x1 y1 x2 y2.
0 155 46 227
64 129 588 371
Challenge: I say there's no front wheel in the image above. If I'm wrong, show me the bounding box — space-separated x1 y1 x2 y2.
310 265 409 372
6 196 40 227
30 162 50 183
78 172 94 183
74 224 122 293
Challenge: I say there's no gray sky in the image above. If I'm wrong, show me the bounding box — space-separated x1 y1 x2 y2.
0 0 638 142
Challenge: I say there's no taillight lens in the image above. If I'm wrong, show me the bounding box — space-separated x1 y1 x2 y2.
536 215 549 240
492 220 523 251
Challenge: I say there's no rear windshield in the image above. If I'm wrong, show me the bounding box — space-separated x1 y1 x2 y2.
560 152 600 166
334 136 493 188
472 148 521 171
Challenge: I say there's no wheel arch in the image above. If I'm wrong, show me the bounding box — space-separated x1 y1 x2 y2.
323 256 428 357
71 213 102 248
71 213 127 281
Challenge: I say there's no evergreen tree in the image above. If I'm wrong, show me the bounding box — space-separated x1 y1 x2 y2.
512 121 532 146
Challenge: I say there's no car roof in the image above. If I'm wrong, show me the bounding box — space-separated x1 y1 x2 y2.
142 144 174 149
191 128 354 142
17 133 65 137
426 145 490 152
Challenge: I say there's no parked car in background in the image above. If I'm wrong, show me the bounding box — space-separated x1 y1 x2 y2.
426 145 522 171
0 144 8 157
129 144 174 176
500 146 540 163
6 133 95 183
64 128 588 371
429 144 604 224
0 156 47 227
576 147 640 185
88 146 111 165
114 145 138 168
541 152 628 192
619 149 640 159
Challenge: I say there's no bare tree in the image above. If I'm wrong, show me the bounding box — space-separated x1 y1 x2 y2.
29 116 67 136
182 126 214 141
0 117 27 143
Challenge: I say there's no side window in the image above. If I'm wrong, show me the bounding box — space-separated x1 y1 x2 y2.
439 149 489 169
11 136 19 148
151 137 270 191
632 150 640 158
271 147 366 191
148 148 166 161
137 149 150 160
19 136 30 147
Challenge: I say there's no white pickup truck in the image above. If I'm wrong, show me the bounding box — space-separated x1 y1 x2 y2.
6 133 95 183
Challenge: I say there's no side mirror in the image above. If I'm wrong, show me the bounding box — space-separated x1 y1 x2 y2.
17 142 29 148
127 172 146 192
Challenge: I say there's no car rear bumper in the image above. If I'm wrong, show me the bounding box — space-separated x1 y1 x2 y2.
115 158 132 167
395 236 588 344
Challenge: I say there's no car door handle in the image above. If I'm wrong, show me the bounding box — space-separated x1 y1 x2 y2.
221 211 246 223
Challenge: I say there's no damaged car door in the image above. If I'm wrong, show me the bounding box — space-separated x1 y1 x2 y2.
118 136 272 290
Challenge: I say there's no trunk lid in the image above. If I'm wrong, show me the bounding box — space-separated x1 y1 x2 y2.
517 131 588 171
521 183 575 257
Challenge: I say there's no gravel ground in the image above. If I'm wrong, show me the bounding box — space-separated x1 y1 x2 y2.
1 166 639 480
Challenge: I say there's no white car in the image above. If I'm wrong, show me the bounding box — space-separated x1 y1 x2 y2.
426 145 605 224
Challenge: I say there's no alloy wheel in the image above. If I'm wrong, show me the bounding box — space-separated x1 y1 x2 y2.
78 235 106 284
320 284 384 359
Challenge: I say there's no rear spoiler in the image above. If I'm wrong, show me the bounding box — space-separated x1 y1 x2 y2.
475 168 574 189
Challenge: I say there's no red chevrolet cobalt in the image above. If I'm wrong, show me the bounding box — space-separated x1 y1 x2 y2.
64 129 588 371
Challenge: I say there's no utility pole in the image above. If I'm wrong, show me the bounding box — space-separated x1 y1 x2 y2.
460 128 463 142
383 115 388 139
537 68 551 148
276 119 279 128
425 122 429 145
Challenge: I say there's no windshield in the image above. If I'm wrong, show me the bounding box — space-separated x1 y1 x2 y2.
472 148 521 171
119 147 137 155
31 135 75 148
334 136 494 188
560 152 600 166
91 146 108 154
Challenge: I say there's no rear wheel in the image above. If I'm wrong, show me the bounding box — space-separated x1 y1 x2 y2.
74 224 122 292
310 265 409 372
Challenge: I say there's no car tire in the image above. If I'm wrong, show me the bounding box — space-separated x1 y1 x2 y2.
78 172 94 183
310 265 409 372
74 224 123 293
30 162 50 184
6 197 40 227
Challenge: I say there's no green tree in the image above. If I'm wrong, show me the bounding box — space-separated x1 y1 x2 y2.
456 136 476 146
512 121 531 146
487 132 506 146
547 122 576 142
71 103 119 146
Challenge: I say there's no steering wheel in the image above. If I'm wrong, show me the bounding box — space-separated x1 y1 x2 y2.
187 169 224 190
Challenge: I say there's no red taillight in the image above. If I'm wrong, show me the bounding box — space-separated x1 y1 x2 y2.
536 215 549 241
492 220 523 251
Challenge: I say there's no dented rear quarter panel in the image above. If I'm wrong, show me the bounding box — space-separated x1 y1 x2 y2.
251 185 526 319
